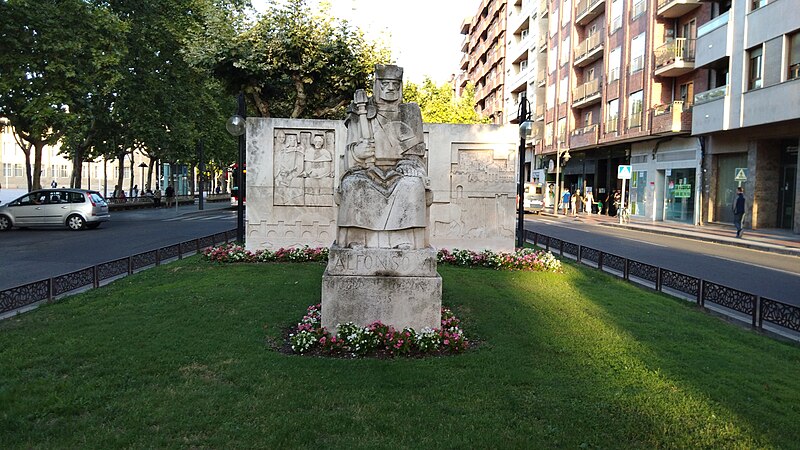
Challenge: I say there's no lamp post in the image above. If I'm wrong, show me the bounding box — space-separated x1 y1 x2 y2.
226 92 246 244
197 140 204 211
516 93 533 249
138 162 148 192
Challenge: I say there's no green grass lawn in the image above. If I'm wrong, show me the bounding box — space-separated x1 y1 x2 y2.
1 257 799 448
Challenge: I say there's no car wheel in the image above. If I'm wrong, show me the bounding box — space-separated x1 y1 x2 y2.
87 223 101 230
0 215 11 231
67 214 86 231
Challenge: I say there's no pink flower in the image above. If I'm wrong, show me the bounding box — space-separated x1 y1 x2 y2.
444 339 450 345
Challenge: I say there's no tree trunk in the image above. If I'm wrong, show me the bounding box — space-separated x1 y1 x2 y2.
70 147 85 189
128 155 135 196
147 160 155 191
251 90 270 117
32 140 44 190
117 153 125 196
290 75 307 118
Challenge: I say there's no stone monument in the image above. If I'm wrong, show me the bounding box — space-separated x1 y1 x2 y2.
321 64 442 331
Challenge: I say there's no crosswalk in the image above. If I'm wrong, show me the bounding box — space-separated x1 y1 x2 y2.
162 213 235 222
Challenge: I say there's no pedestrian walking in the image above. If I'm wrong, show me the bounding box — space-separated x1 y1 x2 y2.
561 189 570 215
733 187 745 238
153 188 162 207
570 189 579 216
132 184 139 198
584 189 594 215
165 184 175 207
50 180 57 188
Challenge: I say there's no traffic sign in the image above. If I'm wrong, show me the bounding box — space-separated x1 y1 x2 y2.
617 165 632 180
734 168 748 182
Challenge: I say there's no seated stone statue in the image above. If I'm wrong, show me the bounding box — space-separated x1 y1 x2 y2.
336 64 431 250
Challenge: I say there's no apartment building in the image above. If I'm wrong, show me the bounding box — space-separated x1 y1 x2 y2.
692 0 800 233
516 0 715 224
459 0 509 124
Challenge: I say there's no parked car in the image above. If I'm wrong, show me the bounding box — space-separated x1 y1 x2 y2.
523 182 545 213
0 189 110 231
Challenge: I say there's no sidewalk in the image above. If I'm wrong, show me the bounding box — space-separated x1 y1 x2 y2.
538 208 800 257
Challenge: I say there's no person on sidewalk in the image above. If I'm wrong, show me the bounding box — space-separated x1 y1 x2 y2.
733 187 745 238
561 189 570 215
571 189 580 216
165 184 175 207
584 189 594 215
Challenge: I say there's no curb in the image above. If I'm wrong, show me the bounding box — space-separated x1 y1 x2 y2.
599 222 800 257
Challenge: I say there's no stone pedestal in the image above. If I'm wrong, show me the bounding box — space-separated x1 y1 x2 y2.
321 246 442 331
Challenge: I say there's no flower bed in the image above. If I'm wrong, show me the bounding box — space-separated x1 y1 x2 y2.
203 244 562 272
437 248 562 272
202 243 328 263
288 304 469 357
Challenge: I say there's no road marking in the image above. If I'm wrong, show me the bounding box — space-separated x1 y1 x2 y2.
533 221 668 247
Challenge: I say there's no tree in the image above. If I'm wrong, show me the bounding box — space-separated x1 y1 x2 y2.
0 0 126 190
187 0 390 119
402 79 490 124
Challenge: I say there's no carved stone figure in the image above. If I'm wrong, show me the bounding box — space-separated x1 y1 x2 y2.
302 134 334 206
274 132 306 205
337 64 430 250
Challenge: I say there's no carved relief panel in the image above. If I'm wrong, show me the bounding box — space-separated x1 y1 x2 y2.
273 129 335 207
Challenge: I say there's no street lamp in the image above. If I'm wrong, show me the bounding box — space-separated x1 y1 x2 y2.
516 93 533 249
138 162 148 192
226 92 246 244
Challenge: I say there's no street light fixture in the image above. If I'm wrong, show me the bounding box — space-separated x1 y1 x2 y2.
226 92 246 244
516 93 533 249
138 162 148 192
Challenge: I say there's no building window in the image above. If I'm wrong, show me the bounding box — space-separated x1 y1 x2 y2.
628 90 643 128
608 47 621 81
562 0 572 26
14 164 24 177
521 28 529 41
748 45 763 90
545 122 554 145
550 7 559 35
630 33 645 73
557 117 567 143
548 45 558 73
610 0 622 32
520 60 528 72
584 111 593 126
631 0 646 19
2 163 12 177
559 76 568 104
679 82 694 106
788 31 800 81
752 0 767 11
561 36 570 64
546 83 556 108
606 99 619 133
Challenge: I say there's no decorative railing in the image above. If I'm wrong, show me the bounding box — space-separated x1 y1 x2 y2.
574 32 604 61
627 111 643 128
575 0 605 19
525 230 800 341
605 117 619 133
0 229 238 317
654 38 696 68
693 85 728 105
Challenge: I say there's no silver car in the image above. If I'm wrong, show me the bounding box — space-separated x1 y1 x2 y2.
0 189 110 231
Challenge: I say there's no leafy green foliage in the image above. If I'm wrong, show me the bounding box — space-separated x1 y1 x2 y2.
187 0 390 118
403 79 490 124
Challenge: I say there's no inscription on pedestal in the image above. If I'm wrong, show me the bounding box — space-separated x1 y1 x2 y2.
326 246 437 277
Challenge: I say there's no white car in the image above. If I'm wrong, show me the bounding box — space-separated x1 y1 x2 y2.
0 189 110 231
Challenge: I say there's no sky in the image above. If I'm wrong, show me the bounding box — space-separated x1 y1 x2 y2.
251 0 481 84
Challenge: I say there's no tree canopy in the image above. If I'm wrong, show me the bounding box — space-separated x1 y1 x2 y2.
187 0 391 119
403 79 489 124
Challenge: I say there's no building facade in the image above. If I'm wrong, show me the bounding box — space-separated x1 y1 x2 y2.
692 0 800 233
459 0 509 124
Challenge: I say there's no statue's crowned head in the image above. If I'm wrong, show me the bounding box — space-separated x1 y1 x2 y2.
374 64 403 104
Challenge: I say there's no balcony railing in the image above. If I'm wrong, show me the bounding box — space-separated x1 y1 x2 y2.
535 103 546 119
654 38 696 69
574 32 604 65
627 111 643 129
698 11 728 38
539 0 548 16
693 85 727 105
605 117 619 133
572 77 602 104
650 101 691 134
575 0 605 25
570 123 599 148
657 0 701 18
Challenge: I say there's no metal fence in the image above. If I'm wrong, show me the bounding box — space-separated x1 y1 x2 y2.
527 230 800 341
0 228 238 317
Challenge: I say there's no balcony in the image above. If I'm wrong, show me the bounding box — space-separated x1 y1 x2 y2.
570 124 599 148
696 12 729 67
693 85 727 105
656 0 701 18
539 0 549 17
535 103 546 120
536 67 547 87
460 18 471 35
572 78 602 108
573 32 604 67
654 38 696 77
650 101 692 135
460 53 469 71
575 0 606 26
537 32 548 52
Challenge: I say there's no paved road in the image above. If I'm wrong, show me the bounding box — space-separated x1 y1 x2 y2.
527 216 800 306
0 203 236 291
